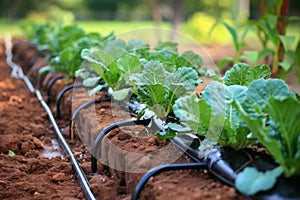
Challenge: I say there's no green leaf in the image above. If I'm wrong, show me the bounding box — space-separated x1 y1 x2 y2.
137 84 169 118
279 60 292 71
82 77 101 87
8 150 16 156
242 51 259 65
202 82 252 149
234 96 300 177
180 51 203 70
279 35 295 51
169 67 201 96
88 84 106 96
202 82 247 117
155 41 178 52
167 122 192 132
117 53 141 81
219 21 239 52
127 39 149 51
222 63 271 86
245 78 294 111
172 95 211 135
130 61 167 86
81 48 113 70
235 167 283 195
112 88 131 101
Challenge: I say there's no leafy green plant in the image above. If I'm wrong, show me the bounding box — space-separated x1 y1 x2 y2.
80 39 203 99
129 61 201 118
233 94 300 194
160 63 271 147
211 21 254 68
22 21 113 78
8 150 16 156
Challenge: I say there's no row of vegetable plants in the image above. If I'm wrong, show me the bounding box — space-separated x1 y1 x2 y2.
16 21 300 199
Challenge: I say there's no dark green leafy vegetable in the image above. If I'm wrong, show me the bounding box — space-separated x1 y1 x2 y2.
130 61 201 118
235 96 300 177
222 63 271 86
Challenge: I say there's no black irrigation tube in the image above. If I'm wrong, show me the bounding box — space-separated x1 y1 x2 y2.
28 51 46 69
171 136 237 187
91 118 151 174
4 36 97 200
56 83 84 119
69 97 111 140
46 74 66 104
131 162 208 200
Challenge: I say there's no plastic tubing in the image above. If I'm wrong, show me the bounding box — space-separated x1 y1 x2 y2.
46 74 66 104
131 162 207 200
69 97 111 139
56 83 84 118
91 119 151 174
28 51 46 68
4 35 97 200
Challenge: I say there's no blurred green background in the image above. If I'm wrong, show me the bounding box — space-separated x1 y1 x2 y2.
0 0 299 46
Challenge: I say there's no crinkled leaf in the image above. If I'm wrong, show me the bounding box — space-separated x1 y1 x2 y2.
117 53 141 81
137 84 169 118
180 51 203 70
202 82 247 120
222 63 271 86
172 95 210 135
169 67 201 97
81 48 113 70
202 83 251 149
235 167 283 195
104 46 127 60
244 78 295 113
130 61 167 86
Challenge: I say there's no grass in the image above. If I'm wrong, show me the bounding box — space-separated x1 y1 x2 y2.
0 19 23 36
0 18 299 49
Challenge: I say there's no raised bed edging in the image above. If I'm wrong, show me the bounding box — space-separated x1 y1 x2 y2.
11 39 245 200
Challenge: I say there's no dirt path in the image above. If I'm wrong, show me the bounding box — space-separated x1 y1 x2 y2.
0 42 83 200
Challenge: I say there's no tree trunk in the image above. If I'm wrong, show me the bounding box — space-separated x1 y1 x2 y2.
170 0 186 41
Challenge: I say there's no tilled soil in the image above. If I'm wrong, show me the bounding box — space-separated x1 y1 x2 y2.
0 42 83 199
2 38 287 200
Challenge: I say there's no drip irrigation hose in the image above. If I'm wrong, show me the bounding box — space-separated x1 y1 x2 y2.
91 119 151 174
69 97 111 140
56 83 84 119
131 162 207 200
46 74 66 104
28 51 46 69
4 36 97 200
171 136 236 187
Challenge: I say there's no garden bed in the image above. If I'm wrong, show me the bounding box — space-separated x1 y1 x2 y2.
2 30 300 200
0 38 247 199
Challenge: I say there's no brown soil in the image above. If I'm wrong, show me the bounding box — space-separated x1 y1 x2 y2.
1 38 299 200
